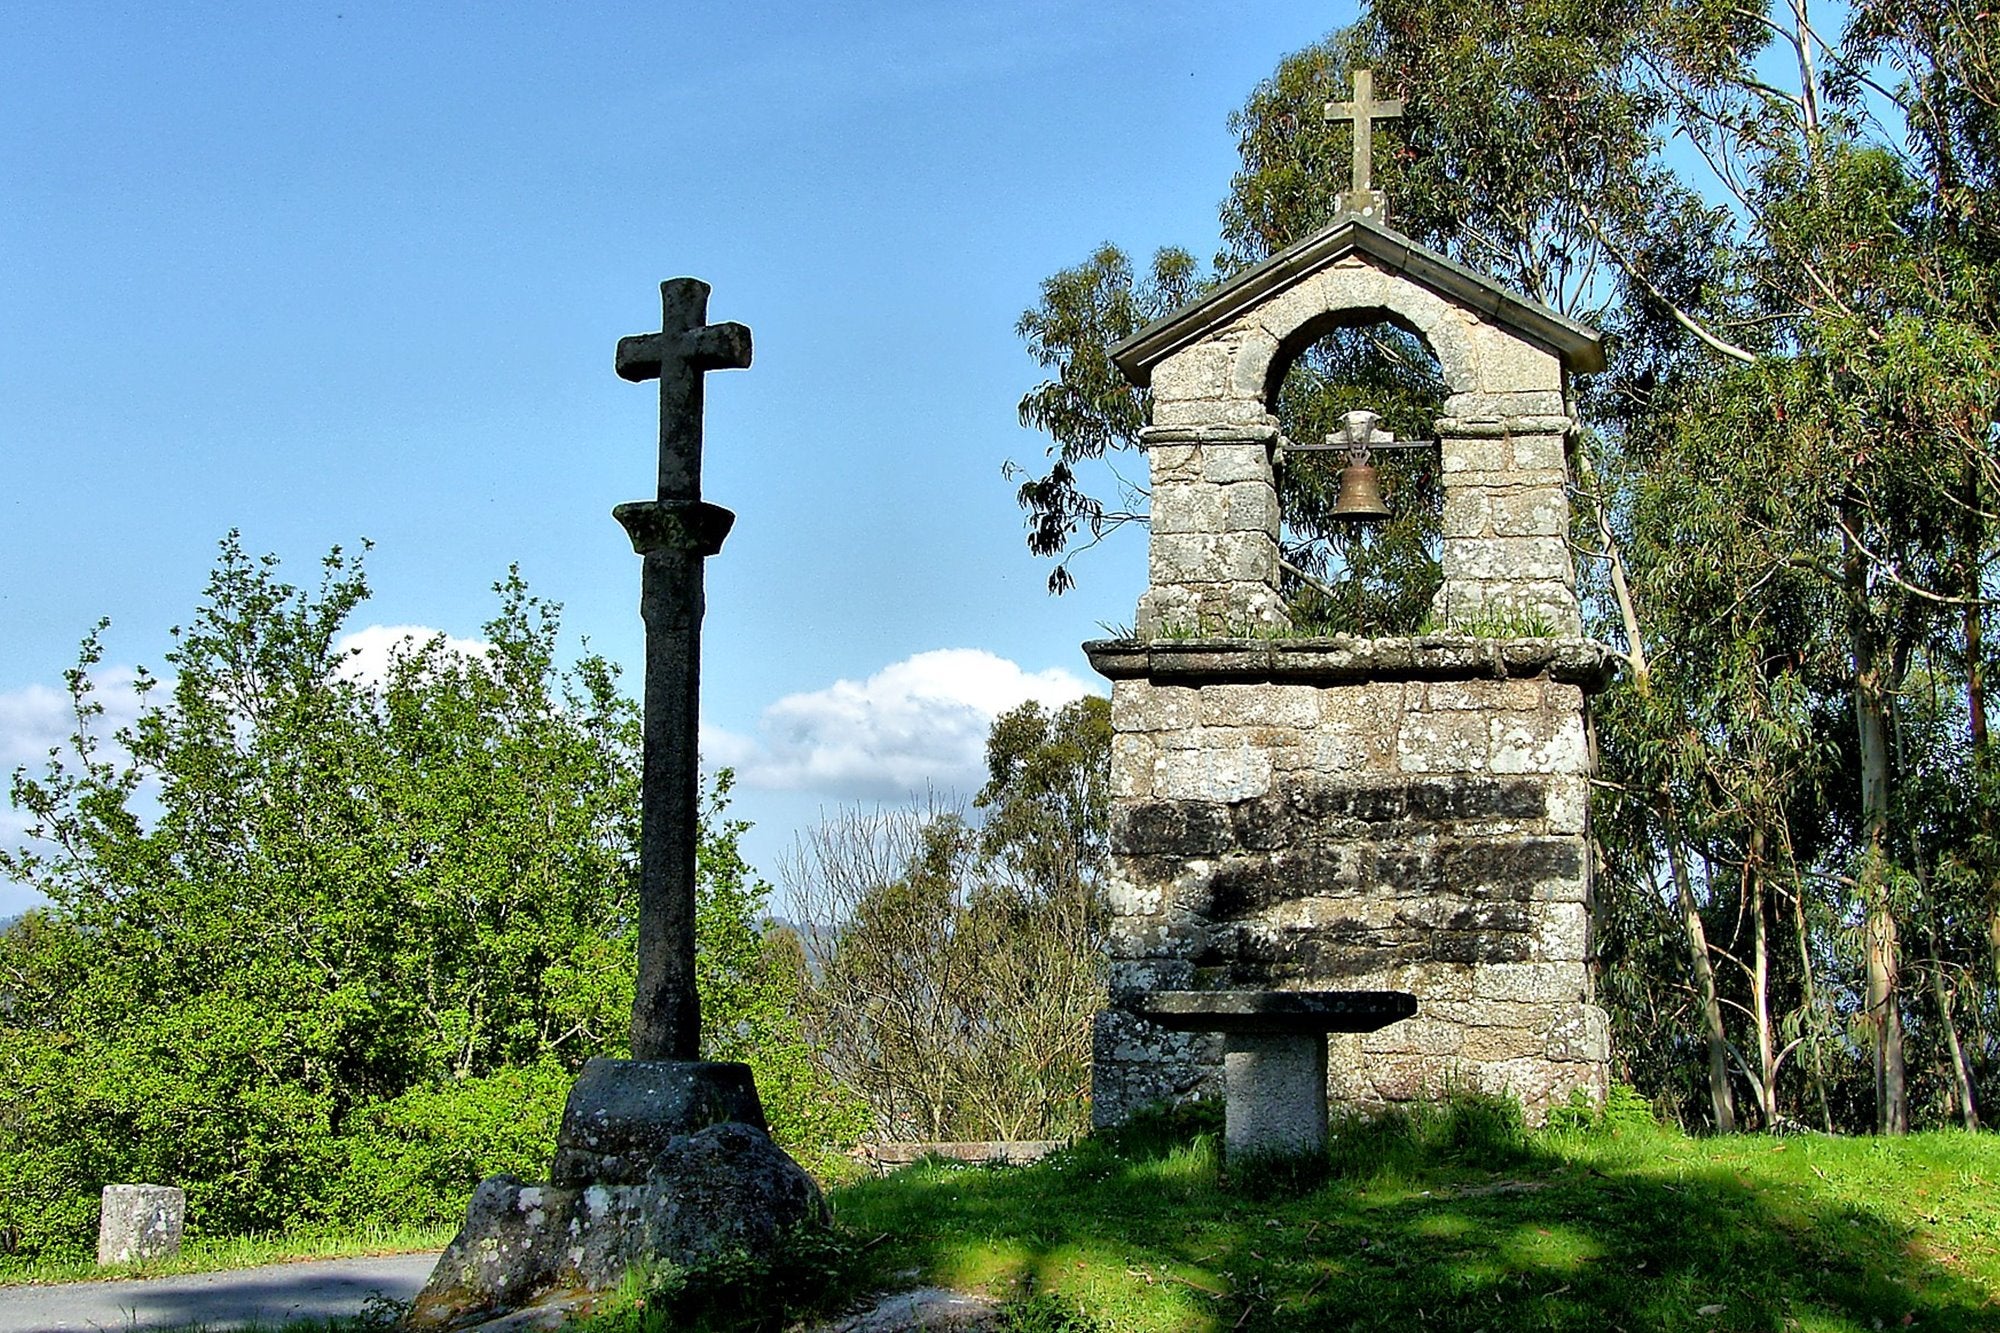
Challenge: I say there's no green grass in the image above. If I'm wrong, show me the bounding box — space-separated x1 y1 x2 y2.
1135 610 1562 642
18 1102 2000 1333
0 1220 454 1287
780 1098 2000 1333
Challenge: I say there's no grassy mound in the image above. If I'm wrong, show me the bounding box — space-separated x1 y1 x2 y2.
711 1096 2000 1332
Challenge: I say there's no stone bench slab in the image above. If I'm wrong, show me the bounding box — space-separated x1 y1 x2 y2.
1129 989 1416 1035
1122 990 1418 1157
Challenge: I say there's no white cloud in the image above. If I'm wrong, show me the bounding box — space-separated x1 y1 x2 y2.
703 649 1093 800
0 682 71 775
0 669 146 774
0 667 147 918
334 624 493 687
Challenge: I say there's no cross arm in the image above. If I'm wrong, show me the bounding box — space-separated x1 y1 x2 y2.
1322 94 1405 122
686 321 753 372
615 323 754 382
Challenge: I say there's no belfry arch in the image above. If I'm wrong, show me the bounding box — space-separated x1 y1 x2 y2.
1112 216 1603 640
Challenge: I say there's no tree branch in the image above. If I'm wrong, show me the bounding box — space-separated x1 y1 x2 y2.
1833 515 1999 607
1578 200 1758 364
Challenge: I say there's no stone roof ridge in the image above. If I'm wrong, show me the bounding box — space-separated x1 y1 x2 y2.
1110 216 1606 384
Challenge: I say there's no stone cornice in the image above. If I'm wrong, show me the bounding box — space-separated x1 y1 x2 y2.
1083 635 1620 692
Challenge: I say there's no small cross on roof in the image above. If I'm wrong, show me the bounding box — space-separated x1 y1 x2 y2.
1323 67 1403 223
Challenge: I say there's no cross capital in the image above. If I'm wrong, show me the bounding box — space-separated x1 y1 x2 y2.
1322 67 1403 223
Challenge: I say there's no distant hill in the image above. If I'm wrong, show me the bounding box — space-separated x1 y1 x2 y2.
768 916 835 955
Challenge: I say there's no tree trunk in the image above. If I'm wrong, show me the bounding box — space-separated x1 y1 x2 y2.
1846 518 1907 1134
1964 467 1998 991
1571 429 1741 1129
1928 948 1980 1131
1909 835 1981 1130
1747 829 1780 1126
1788 870 1836 1132
1863 865 1907 1134
1776 816 1835 1131
1668 825 1736 1132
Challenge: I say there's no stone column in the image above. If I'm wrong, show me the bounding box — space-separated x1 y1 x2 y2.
1136 424 1287 636
1433 390 1581 636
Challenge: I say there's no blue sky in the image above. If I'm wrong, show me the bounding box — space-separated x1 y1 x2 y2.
0 2 1359 913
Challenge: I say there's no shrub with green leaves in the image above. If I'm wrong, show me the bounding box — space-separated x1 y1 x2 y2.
0 536 857 1262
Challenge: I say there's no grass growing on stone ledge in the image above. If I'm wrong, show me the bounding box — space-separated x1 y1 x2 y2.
595 1095 2000 1332
1138 608 1561 641
0 1220 453 1287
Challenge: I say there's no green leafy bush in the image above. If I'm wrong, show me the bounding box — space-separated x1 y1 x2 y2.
331 1061 572 1228
1546 1082 1661 1137
0 538 858 1263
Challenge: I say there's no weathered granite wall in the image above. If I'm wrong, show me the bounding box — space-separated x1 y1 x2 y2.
1139 423 1288 636
1088 639 1613 1125
1434 394 1578 635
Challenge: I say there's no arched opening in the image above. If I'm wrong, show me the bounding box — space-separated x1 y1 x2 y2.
1267 312 1447 635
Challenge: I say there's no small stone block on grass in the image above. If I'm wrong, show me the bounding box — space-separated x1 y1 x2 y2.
97 1184 185 1266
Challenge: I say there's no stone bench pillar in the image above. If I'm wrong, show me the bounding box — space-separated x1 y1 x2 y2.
1129 991 1416 1156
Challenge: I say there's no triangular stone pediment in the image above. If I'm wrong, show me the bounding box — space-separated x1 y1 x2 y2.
1111 216 1604 385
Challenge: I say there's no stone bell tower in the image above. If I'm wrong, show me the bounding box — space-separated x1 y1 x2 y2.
1087 72 1616 1126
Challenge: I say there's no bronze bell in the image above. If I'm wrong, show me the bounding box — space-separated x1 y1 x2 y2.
1332 458 1391 520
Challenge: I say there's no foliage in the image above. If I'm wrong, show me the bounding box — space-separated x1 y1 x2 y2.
1011 246 1201 595
328 1060 574 1230
0 536 849 1263
579 1225 873 1333
691 774 871 1179
783 697 1111 1144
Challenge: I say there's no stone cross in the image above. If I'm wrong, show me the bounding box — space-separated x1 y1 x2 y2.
612 278 751 1061
1322 67 1403 222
